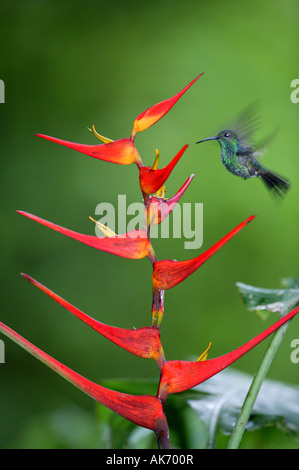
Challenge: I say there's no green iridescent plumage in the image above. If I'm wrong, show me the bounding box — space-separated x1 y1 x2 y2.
196 121 290 198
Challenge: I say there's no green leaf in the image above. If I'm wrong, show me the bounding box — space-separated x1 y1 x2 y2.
281 277 299 289
185 368 299 448
236 281 299 320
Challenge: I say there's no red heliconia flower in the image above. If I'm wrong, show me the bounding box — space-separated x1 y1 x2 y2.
36 134 142 166
152 215 255 290
17 211 155 261
157 305 299 403
139 145 189 195
0 320 169 448
21 273 165 368
13 73 295 451
131 74 204 139
148 174 195 226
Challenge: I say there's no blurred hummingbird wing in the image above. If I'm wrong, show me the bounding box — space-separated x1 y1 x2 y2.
230 101 260 148
251 148 265 160
253 127 280 159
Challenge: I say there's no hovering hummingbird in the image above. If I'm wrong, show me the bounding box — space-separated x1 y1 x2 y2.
196 113 290 198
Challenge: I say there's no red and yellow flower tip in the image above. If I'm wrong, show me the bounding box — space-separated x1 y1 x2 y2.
152 215 255 290
21 273 165 368
0 321 169 448
157 305 299 402
17 211 155 261
139 145 189 195
36 134 142 166
148 174 195 226
131 74 204 140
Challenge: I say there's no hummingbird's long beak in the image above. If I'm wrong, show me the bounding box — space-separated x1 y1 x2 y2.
196 136 217 144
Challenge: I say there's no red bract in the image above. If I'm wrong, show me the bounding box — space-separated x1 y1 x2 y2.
36 134 142 166
157 305 299 402
139 145 189 195
152 215 255 290
148 174 195 225
131 74 204 139
21 273 165 367
17 211 155 261
0 321 168 446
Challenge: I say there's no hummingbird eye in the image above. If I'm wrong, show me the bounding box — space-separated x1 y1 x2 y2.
224 132 231 138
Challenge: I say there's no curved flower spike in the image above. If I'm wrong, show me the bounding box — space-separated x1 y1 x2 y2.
21 273 165 368
152 149 160 171
152 215 255 290
89 217 117 237
17 211 155 261
148 174 195 226
0 321 169 448
158 305 299 402
139 145 188 195
131 73 204 139
87 125 114 143
36 134 142 166
197 342 212 362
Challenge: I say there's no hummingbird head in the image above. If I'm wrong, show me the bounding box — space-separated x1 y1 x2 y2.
215 129 238 142
196 104 259 157
196 129 240 155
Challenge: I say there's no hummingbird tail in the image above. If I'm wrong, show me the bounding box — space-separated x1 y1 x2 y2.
261 169 290 198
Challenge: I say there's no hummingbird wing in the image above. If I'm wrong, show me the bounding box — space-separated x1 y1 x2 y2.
230 101 260 149
252 127 280 159
233 103 279 160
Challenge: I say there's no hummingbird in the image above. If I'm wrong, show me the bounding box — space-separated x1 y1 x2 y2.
196 116 290 198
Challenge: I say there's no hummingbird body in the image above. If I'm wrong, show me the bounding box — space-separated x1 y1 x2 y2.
197 129 290 197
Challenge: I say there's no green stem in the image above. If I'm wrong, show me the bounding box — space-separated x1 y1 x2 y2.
227 307 293 449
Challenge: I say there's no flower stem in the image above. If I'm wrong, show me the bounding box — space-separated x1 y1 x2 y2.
227 307 295 449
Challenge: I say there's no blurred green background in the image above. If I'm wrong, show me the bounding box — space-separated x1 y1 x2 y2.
0 0 298 448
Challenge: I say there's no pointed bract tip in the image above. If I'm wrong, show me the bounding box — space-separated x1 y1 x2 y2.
132 75 203 137
20 272 33 282
246 215 256 224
